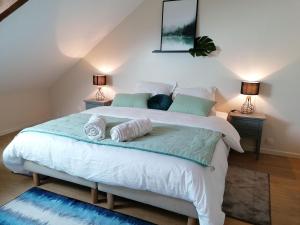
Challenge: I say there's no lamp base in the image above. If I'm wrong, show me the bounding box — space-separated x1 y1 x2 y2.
96 87 105 101
241 96 255 114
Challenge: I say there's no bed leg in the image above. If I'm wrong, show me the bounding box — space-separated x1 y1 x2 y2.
32 173 40 186
91 188 98 204
187 217 198 225
107 193 114 210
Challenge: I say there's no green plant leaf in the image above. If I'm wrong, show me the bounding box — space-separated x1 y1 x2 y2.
189 36 217 57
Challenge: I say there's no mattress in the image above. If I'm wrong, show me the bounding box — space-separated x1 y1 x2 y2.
3 106 242 225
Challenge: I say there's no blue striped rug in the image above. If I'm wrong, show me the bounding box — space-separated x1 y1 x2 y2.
0 187 156 225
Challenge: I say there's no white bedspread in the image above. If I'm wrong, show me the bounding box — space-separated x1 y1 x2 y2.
3 107 243 225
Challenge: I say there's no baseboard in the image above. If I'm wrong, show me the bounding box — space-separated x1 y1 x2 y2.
0 123 30 136
0 120 48 137
261 147 300 159
235 143 300 159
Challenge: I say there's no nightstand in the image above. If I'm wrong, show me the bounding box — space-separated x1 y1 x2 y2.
84 99 112 110
228 111 266 160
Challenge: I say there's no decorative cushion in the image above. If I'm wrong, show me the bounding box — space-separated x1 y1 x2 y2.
112 93 150 108
136 81 176 96
173 86 217 116
168 94 216 117
147 94 173 111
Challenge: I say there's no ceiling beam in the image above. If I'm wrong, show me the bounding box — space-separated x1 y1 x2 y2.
0 0 28 22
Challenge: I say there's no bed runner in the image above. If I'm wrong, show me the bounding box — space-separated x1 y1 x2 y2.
21 113 221 167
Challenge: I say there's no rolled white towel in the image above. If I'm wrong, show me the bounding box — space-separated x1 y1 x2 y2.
84 114 106 141
110 118 152 142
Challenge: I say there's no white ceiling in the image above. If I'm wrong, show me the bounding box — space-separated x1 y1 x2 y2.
0 0 143 93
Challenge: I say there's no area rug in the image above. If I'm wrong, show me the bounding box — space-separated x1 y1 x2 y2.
0 187 155 225
223 166 271 225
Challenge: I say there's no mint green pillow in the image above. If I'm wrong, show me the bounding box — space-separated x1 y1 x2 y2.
112 93 150 108
168 94 215 117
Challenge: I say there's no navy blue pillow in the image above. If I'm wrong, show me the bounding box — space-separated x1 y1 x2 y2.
147 94 173 111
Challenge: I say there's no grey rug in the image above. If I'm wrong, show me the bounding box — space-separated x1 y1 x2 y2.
223 166 271 225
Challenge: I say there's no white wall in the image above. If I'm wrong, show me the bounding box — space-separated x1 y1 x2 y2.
51 0 300 157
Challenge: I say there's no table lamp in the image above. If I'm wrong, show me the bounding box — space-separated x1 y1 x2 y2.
93 75 106 101
240 81 260 114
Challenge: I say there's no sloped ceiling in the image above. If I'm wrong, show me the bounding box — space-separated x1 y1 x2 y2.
0 0 143 93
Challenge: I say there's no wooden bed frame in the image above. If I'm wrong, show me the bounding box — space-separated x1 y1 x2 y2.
24 160 199 225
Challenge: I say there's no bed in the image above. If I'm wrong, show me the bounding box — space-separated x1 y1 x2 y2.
3 106 242 225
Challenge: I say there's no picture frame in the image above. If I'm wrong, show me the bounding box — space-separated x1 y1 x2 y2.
160 0 198 52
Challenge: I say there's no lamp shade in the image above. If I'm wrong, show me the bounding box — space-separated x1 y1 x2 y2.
241 81 260 95
93 75 106 86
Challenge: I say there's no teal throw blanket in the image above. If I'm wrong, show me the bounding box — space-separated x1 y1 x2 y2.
21 114 222 167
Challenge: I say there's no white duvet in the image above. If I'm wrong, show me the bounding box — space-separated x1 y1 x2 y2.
3 107 243 225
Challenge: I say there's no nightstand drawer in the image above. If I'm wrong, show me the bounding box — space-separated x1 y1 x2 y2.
230 118 261 137
86 103 100 110
84 99 112 110
228 111 265 160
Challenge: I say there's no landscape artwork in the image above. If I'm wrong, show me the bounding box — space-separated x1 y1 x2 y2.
161 0 198 51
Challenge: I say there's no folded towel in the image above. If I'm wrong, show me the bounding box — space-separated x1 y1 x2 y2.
110 118 152 142
84 114 106 141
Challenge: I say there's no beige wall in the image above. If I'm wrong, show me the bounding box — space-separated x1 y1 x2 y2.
50 0 300 157
0 0 143 136
0 0 18 14
0 0 143 93
0 89 51 136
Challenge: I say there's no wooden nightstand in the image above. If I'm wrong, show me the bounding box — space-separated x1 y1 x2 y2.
84 99 112 110
228 111 266 160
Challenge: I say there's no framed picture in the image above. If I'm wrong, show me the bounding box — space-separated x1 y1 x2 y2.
160 0 198 52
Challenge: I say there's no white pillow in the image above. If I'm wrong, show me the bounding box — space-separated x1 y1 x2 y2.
136 81 176 96
172 86 216 101
215 111 228 120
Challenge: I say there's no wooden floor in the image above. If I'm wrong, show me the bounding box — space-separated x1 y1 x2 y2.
0 132 299 225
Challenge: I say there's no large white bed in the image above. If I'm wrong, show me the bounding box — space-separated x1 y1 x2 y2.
3 106 243 225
